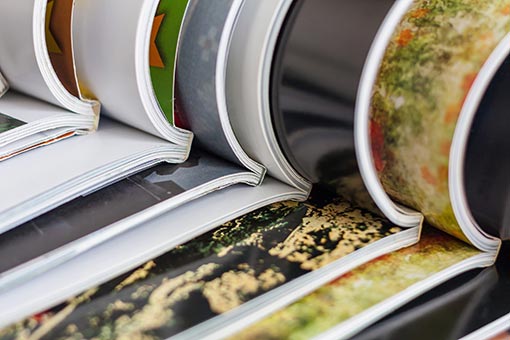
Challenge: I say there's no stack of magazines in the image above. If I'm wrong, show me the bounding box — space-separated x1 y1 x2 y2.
0 0 509 339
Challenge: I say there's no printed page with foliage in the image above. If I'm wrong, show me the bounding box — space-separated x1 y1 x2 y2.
0 0 509 339
219 0 510 338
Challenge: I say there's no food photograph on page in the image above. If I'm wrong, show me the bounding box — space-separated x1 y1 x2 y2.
0 0 509 339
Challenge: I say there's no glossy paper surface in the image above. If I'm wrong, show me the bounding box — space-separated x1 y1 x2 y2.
46 0 80 97
370 0 510 242
1 190 402 339
465 57 510 239
271 0 395 184
176 0 242 164
234 229 480 340
354 243 510 340
149 0 188 124
0 151 244 276
0 113 25 134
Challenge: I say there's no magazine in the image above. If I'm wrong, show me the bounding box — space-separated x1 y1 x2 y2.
196 0 510 338
0 179 304 328
353 245 510 340
462 316 510 340
0 0 508 338
194 0 510 338
0 0 99 159
0 0 198 234
0 0 315 294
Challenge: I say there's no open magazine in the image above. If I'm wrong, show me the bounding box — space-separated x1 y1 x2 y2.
0 0 99 160
0 0 509 338
0 0 410 330
0 0 199 234
0 0 314 293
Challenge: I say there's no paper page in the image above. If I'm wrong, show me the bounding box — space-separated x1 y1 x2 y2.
0 0 59 106
0 113 26 135
176 0 263 174
462 315 510 340
46 0 80 98
0 186 413 338
72 0 190 145
271 0 395 184
225 0 309 192
0 118 181 232
0 0 96 115
367 0 510 244
0 73 7 96
356 245 510 340
353 268 496 340
0 91 77 123
149 0 188 124
464 56 510 240
232 229 482 339
0 150 246 277
0 92 94 161
0 178 301 327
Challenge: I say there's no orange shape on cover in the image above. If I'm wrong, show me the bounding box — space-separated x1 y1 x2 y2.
150 14 166 68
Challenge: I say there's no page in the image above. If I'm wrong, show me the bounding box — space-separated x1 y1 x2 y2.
356 245 510 340
226 0 310 193
353 268 496 340
0 92 78 124
0 179 302 328
150 0 188 124
462 315 510 340
0 0 97 115
0 117 187 235
46 0 80 97
0 112 26 136
356 0 509 252
72 0 191 146
176 0 265 177
0 150 251 289
227 229 487 340
0 73 7 96
465 56 510 240
0 182 419 338
271 0 395 185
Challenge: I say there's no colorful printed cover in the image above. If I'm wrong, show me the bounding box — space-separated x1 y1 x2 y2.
0 0 508 339
149 0 189 124
370 0 510 242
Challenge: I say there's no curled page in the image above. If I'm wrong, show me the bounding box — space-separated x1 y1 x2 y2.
0 0 99 160
72 0 192 152
356 0 510 253
0 0 98 115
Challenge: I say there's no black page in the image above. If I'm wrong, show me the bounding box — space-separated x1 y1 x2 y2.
271 0 396 184
465 56 510 239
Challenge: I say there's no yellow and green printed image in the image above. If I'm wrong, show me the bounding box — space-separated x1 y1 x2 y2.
369 0 510 242
0 113 25 134
149 0 189 124
235 228 481 340
0 189 403 339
